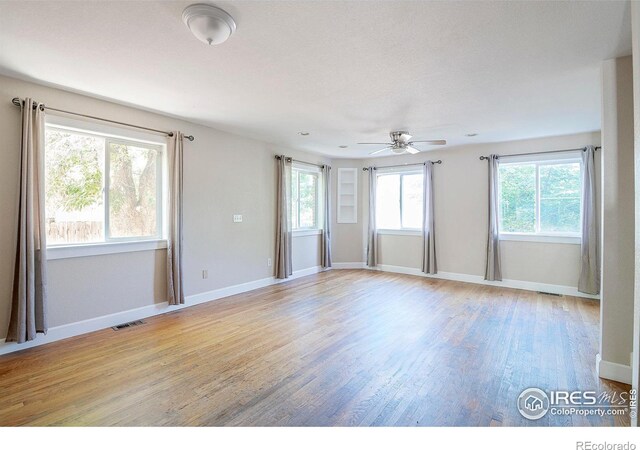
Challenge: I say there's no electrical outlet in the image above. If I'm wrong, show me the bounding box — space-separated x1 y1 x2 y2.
202 270 208 279
233 214 243 223
267 258 272 267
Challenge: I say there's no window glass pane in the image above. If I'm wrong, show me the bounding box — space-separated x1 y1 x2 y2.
539 162 581 233
498 163 536 233
108 142 159 238
401 173 423 229
376 174 401 229
291 170 299 230
298 172 317 228
45 128 105 245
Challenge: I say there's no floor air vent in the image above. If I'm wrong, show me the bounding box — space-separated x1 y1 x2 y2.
537 291 562 297
112 320 145 331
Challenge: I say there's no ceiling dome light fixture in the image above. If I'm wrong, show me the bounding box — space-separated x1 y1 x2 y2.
182 4 236 46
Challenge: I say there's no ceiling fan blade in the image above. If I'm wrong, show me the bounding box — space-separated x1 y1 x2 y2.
369 146 392 155
405 146 420 155
358 142 393 145
409 139 447 145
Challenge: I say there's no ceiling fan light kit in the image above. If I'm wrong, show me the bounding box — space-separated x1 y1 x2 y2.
182 3 236 46
358 131 447 155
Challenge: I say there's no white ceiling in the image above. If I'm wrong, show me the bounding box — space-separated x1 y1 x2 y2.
0 1 632 158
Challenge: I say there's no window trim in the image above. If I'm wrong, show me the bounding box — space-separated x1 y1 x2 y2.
499 233 580 245
375 168 423 232
292 229 322 237
44 121 166 250
47 239 168 260
497 152 583 241
291 163 322 232
377 229 422 236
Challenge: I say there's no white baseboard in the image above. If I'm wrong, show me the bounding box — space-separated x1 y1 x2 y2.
0 265 326 356
333 262 599 300
331 262 366 269
596 353 632 384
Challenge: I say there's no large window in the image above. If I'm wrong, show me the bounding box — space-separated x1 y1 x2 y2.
498 155 582 239
45 125 164 246
376 170 423 230
291 166 320 230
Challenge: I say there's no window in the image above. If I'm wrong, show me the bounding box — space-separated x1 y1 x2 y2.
376 170 423 231
45 125 164 246
498 154 582 240
291 166 320 231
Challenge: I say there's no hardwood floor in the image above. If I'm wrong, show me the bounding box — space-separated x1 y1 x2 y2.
0 270 630 426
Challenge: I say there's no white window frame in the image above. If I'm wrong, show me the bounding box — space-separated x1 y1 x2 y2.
497 152 583 245
291 163 322 235
44 116 167 258
375 168 423 235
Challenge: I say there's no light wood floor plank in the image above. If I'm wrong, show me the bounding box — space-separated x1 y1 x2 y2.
0 270 630 426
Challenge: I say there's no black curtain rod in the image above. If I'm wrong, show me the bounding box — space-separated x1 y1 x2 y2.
362 160 442 171
11 97 195 141
479 146 601 161
274 154 327 169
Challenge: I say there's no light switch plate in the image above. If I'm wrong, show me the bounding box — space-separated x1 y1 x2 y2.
233 214 243 223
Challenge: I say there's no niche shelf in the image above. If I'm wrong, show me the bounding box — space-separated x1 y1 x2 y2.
337 168 357 224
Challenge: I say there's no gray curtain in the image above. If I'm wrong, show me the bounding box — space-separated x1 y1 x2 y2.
366 167 377 267
422 162 437 274
578 146 600 294
167 132 185 305
485 154 502 281
275 155 292 278
321 165 332 268
7 98 48 343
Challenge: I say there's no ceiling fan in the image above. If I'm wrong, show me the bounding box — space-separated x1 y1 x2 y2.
358 131 446 155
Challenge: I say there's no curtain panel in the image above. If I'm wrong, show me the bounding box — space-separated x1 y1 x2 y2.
167 132 185 305
366 167 377 267
321 165 332 268
484 154 502 281
578 145 600 294
275 156 293 278
422 162 437 274
7 98 48 343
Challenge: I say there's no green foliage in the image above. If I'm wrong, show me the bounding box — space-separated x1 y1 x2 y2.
499 164 535 233
292 169 318 229
45 130 104 212
539 163 581 233
298 172 317 228
45 130 158 239
499 162 581 234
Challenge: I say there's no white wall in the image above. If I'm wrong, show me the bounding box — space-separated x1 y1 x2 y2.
0 74 328 332
600 56 635 374
332 132 601 289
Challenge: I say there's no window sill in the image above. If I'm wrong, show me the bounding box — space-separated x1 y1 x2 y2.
499 233 580 245
377 229 422 237
293 229 322 237
47 240 168 260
